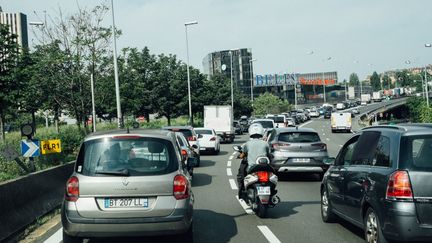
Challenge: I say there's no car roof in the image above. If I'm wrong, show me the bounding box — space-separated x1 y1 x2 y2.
253 118 274 122
274 127 317 133
361 124 432 136
162 126 194 130
84 128 175 141
194 127 212 130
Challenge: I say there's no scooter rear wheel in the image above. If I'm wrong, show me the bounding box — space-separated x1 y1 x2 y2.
256 201 267 218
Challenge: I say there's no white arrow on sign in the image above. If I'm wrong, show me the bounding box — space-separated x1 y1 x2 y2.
22 140 40 157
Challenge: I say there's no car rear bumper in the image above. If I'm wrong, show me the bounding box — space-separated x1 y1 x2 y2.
62 203 193 238
382 201 432 242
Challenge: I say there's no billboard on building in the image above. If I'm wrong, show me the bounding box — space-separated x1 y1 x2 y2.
255 72 337 87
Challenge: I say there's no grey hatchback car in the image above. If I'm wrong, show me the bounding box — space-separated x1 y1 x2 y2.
61 129 194 242
266 127 329 178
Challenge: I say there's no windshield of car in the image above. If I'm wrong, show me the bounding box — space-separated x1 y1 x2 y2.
253 120 274 128
270 116 285 123
278 132 321 143
76 137 178 176
195 129 212 135
400 135 432 171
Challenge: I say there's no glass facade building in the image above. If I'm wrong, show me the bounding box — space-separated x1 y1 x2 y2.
202 48 253 96
0 8 28 49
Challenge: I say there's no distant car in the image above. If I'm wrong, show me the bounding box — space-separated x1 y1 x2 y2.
309 110 320 118
61 129 194 242
266 114 286 128
286 117 296 127
251 118 275 130
321 124 432 243
266 127 329 179
336 103 345 110
162 126 201 166
239 116 249 132
194 127 220 155
233 121 243 135
175 132 198 175
352 108 360 114
324 110 332 119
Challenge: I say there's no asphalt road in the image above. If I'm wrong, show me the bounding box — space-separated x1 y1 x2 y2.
44 101 402 243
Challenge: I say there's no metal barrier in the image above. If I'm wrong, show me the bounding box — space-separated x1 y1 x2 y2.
0 162 74 242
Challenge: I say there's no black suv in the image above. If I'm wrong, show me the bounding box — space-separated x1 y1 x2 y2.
321 124 432 243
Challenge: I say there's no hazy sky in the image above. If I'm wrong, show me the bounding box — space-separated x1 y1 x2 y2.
2 0 432 81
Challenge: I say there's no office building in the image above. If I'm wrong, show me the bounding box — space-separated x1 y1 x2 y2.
203 48 253 95
0 7 28 49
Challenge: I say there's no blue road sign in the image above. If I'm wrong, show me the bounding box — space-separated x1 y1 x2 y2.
21 139 40 157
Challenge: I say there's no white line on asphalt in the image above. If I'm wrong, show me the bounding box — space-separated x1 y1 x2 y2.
339 144 343 147
326 138 330 141
299 120 312 127
229 155 234 160
229 179 238 190
322 133 326 136
44 227 62 243
227 168 232 176
235 195 254 214
232 152 237 155
257 225 282 243
227 160 231 167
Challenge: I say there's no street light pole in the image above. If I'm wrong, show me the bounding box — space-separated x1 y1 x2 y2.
90 73 96 132
184 21 198 125
425 44 431 106
249 59 257 103
230 50 234 111
322 71 326 103
110 0 122 128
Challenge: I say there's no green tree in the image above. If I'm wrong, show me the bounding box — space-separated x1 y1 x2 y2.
370 71 381 91
253 92 291 116
349 73 360 86
0 23 20 142
382 74 393 89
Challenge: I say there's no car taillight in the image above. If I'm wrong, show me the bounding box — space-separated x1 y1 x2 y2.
312 143 327 151
173 175 189 200
257 171 270 183
272 143 289 149
386 171 413 200
210 137 216 141
65 176 79 202
188 136 197 141
181 149 188 156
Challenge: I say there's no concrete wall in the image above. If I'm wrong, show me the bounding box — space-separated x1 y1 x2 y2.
0 162 74 241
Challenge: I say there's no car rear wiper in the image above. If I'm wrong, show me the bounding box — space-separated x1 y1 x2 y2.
95 169 130 176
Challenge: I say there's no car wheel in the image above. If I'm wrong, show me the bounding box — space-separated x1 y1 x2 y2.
63 230 82 243
321 187 337 223
364 208 388 243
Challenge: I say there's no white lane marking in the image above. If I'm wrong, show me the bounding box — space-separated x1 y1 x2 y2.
326 138 330 141
229 155 234 160
227 160 232 167
322 133 326 136
227 168 232 176
44 227 62 243
257 225 282 243
229 179 238 190
299 120 313 127
232 152 237 155
339 144 343 147
235 195 254 214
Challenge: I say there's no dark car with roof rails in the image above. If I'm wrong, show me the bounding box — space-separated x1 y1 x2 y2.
321 124 432 243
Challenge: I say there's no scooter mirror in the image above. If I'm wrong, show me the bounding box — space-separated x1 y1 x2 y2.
233 145 242 152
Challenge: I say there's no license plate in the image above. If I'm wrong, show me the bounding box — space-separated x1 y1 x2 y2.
293 158 310 163
104 198 148 208
257 186 271 195
200 148 206 151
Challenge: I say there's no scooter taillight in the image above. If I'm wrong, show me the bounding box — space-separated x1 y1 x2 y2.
257 171 270 182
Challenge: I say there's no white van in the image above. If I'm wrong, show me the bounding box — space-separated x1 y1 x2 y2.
266 114 286 128
336 103 345 110
331 112 352 133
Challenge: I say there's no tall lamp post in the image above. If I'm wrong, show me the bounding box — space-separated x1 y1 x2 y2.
110 0 122 128
322 57 332 103
425 43 431 107
184 21 198 125
230 49 235 111
249 59 257 103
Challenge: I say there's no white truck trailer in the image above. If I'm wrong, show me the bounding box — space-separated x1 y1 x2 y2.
204 105 235 143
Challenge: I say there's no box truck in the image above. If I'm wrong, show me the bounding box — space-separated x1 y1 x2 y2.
372 91 382 102
331 112 352 133
204 106 235 143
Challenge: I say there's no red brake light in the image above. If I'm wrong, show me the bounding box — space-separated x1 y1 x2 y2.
210 137 216 141
257 171 270 183
173 175 189 200
66 176 79 202
181 149 188 156
272 143 289 149
187 136 197 141
386 171 413 200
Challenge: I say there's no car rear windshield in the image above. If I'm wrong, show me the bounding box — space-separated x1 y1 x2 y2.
76 137 178 176
165 128 193 138
278 132 320 143
195 129 212 135
400 135 432 171
254 120 273 128
270 116 285 123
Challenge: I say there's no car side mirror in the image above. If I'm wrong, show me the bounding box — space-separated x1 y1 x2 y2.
323 157 335 165
198 134 203 139
191 144 198 149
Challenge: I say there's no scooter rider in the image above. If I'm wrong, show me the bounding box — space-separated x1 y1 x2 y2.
237 123 271 199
